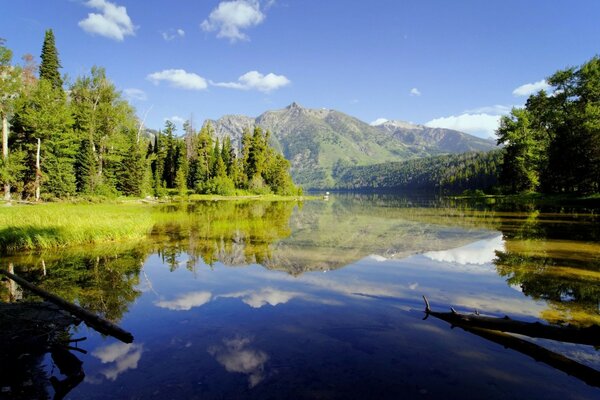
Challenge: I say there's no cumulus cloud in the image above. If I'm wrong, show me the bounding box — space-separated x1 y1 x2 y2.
78 0 136 41
410 87 421 96
425 113 503 138
147 69 208 90
370 118 388 126
123 88 146 101
201 0 265 42
512 79 550 97
155 291 212 310
161 28 185 41
211 71 290 92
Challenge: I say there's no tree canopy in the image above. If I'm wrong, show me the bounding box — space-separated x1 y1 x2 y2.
498 56 600 194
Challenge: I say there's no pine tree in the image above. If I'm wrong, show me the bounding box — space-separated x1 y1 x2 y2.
39 29 63 91
75 138 97 193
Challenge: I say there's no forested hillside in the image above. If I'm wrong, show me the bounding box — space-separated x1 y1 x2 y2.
0 31 298 200
331 151 502 193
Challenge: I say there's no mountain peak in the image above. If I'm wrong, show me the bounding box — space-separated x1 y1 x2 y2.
287 101 303 110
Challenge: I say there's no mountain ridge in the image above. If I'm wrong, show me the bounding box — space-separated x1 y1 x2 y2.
204 103 497 188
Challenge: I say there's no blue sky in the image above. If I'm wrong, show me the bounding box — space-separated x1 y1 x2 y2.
2 0 600 138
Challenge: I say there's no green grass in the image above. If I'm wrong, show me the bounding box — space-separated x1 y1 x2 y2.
0 195 314 252
0 203 155 252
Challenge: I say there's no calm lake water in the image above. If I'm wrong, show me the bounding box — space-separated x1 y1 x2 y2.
1 195 599 399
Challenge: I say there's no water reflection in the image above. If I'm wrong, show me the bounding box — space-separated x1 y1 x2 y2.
155 291 213 311
207 337 269 388
90 342 144 382
1 197 599 398
219 288 301 308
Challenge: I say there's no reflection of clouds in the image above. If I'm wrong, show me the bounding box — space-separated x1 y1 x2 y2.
449 294 546 317
208 337 269 388
367 254 388 262
220 288 300 308
155 291 212 310
423 235 504 266
92 342 144 381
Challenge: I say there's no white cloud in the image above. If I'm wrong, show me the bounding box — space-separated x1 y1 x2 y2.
410 87 421 96
201 0 265 42
147 69 208 90
464 105 513 115
123 88 146 101
155 291 212 310
78 0 136 41
211 71 290 92
512 79 550 97
425 113 503 138
161 28 185 41
370 118 388 126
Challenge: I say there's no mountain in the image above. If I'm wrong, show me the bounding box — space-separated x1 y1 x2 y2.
206 103 497 188
372 120 496 153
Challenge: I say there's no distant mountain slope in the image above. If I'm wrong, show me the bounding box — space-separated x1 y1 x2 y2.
373 120 497 153
206 103 497 188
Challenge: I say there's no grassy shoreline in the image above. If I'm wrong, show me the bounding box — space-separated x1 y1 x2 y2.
0 195 312 252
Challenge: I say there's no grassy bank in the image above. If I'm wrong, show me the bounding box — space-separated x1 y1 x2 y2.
0 203 155 252
0 195 310 252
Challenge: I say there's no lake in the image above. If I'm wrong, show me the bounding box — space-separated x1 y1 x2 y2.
1 195 599 399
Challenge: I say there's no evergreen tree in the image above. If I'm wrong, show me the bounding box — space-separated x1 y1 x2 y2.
0 39 23 200
75 138 97 193
162 120 177 187
39 29 63 91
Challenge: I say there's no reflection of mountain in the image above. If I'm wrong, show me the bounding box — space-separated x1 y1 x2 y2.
148 199 505 275
263 199 502 274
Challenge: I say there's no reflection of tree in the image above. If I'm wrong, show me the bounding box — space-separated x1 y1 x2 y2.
151 201 296 271
494 210 600 326
8 243 149 322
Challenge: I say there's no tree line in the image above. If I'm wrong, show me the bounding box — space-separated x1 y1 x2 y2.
0 30 298 200
331 151 502 193
497 56 600 194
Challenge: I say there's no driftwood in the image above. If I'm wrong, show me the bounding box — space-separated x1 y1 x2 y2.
1 268 133 343
422 296 600 389
422 296 600 346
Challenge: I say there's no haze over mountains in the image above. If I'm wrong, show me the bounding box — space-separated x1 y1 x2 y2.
205 102 497 188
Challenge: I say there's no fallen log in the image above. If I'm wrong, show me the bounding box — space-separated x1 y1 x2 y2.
422 296 600 389
422 296 600 346
461 325 600 388
1 268 133 343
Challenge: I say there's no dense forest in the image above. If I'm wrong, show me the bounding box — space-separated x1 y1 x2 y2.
497 56 600 194
331 151 502 193
0 30 299 201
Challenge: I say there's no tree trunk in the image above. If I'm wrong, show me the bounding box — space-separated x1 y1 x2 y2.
2 114 10 201
35 137 41 201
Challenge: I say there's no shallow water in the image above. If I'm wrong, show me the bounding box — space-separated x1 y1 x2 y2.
1 196 599 399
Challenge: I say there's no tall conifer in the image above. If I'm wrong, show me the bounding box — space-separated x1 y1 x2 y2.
39 29 63 91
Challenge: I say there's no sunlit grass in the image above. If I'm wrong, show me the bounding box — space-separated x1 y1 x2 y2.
0 203 155 252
